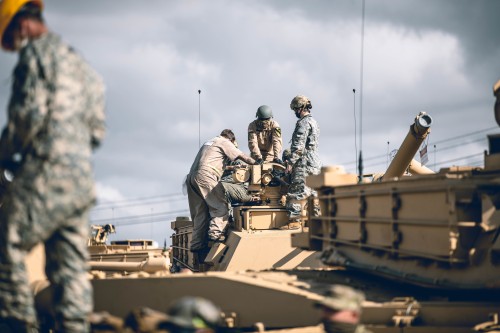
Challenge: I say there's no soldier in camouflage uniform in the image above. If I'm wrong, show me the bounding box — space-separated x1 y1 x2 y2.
248 105 283 164
282 95 321 230
315 285 371 333
186 129 255 265
0 1 106 332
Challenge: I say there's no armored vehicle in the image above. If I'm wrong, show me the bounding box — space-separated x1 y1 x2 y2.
29 112 500 332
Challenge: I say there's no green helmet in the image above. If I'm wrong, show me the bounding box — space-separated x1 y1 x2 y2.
167 297 221 330
256 105 273 119
314 285 365 312
290 95 312 111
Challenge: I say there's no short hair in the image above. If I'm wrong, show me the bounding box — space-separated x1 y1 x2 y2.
220 129 235 142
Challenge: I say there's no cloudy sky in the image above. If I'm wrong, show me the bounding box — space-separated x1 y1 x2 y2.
1 0 499 244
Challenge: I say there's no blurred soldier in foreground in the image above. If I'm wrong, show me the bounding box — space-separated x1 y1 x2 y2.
0 0 106 332
494 79 500 126
160 297 221 333
315 285 369 333
248 105 283 164
282 95 321 230
186 129 255 266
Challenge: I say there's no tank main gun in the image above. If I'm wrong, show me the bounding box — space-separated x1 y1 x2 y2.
382 112 432 180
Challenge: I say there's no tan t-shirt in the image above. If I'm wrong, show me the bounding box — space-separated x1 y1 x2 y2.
189 136 242 178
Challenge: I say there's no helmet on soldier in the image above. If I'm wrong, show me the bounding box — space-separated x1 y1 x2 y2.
166 296 221 331
290 95 312 111
0 0 43 50
314 285 365 313
256 105 273 119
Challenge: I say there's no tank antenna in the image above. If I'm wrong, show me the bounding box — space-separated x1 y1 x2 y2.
433 144 437 171
198 89 202 147
358 0 366 182
386 141 390 169
353 89 358 173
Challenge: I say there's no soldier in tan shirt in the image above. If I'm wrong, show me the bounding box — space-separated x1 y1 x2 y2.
248 105 283 164
186 129 255 266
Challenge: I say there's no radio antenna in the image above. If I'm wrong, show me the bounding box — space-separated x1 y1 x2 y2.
358 0 366 183
353 89 358 173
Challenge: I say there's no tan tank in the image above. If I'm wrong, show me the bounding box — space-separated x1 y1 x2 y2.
28 112 500 332
301 111 500 290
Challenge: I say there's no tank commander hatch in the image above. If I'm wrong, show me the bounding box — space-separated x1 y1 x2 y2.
248 105 283 164
0 0 106 332
186 129 256 267
315 285 371 333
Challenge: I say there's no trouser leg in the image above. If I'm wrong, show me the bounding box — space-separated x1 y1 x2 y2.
0 192 42 330
286 166 316 220
187 175 211 252
45 212 92 333
206 183 229 241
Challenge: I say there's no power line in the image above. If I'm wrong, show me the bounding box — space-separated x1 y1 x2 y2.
91 208 189 224
339 127 497 167
92 195 186 211
94 192 184 208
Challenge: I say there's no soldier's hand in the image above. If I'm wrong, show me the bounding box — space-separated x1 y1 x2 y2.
273 158 284 165
286 164 293 174
255 158 264 165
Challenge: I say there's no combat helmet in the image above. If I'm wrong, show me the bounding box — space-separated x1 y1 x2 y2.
256 105 273 119
290 95 312 111
314 285 365 313
166 296 221 331
0 0 43 50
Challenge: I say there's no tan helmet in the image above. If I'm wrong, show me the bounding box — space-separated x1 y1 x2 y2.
290 95 312 111
0 0 43 50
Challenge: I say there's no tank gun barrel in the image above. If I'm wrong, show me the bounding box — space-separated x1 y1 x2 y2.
382 112 432 180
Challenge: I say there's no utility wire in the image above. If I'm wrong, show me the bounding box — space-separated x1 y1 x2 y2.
94 192 184 208
339 127 498 166
92 196 186 211
91 208 189 224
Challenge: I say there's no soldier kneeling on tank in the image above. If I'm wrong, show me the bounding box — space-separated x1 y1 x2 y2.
315 285 371 333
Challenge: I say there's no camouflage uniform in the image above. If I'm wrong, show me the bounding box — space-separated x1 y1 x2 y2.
186 136 243 251
286 114 321 219
248 119 282 162
0 32 105 332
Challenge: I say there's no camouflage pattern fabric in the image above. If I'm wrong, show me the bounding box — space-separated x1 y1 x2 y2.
0 32 105 333
248 119 282 162
286 114 321 219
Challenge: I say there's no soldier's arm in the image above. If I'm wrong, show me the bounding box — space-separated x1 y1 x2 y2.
272 123 283 161
289 121 308 165
0 45 48 165
237 153 256 165
248 123 262 159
